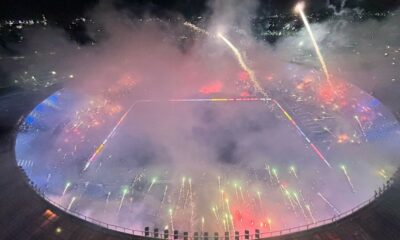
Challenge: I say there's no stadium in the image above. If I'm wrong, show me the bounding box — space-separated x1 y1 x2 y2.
1 0 400 239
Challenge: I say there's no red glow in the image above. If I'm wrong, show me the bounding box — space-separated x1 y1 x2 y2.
240 91 250 97
337 134 349 143
318 81 348 104
266 74 274 81
199 81 223 94
238 71 249 81
318 84 336 103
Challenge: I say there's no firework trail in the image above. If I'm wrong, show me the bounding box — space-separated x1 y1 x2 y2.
222 219 227 232
130 173 142 190
239 186 245 202
161 185 168 204
289 166 299 179
378 169 388 180
223 198 234 231
354 115 367 142
285 189 297 212
46 173 51 183
62 182 71 196
106 192 111 205
323 126 335 137
220 189 225 206
305 204 316 223
217 176 221 192
178 177 186 203
67 196 76 211
184 22 213 37
317 192 341 215
229 214 235 231
184 184 191 209
201 216 205 233
341 165 356 193
212 207 219 222
272 168 280 184
267 219 272 232
234 183 239 200
295 2 332 87
265 164 273 184
148 177 157 192
169 208 174 232
256 191 262 207
188 178 195 230
293 192 308 220
217 33 269 98
225 198 232 217
118 188 128 213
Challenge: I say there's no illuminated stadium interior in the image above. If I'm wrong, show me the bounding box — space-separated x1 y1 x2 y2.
1 0 400 239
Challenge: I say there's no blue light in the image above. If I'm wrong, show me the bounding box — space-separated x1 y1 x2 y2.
34 104 45 112
369 98 380 108
25 115 35 125
48 94 58 104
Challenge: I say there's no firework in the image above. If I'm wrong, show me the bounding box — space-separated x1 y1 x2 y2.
118 188 128 213
305 204 316 223
267 218 272 232
225 198 232 216
188 178 195 230
293 192 307 220
256 190 262 207
340 165 356 193
212 207 219 221
229 214 235 232
234 183 239 200
289 165 299 179
218 176 221 192
178 177 186 202
161 185 168 205
62 181 71 196
106 192 111 205
169 208 174 232
217 33 269 98
272 168 280 184
354 115 367 142
183 22 212 37
265 164 273 184
378 169 388 180
148 177 157 192
222 219 227 232
317 192 341 215
201 216 205 233
285 189 296 212
239 186 245 202
294 2 332 87
67 196 76 211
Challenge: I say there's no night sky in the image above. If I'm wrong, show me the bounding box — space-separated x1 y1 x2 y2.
0 0 399 22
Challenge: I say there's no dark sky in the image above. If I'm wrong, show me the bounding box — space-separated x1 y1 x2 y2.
0 0 399 23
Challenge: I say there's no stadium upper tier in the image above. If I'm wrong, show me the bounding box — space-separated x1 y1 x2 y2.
1 87 400 240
